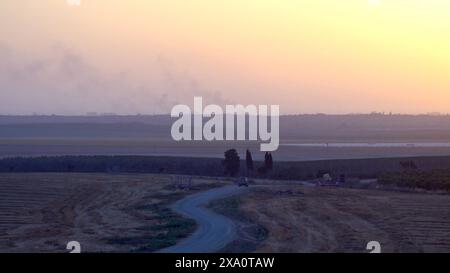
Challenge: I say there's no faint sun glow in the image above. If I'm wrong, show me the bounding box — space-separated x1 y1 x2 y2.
368 0 381 6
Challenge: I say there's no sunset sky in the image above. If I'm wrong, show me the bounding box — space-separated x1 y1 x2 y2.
0 0 449 115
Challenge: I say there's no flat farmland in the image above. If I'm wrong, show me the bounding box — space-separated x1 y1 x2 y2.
2 173 450 253
2 138 450 161
226 184 450 253
0 173 225 253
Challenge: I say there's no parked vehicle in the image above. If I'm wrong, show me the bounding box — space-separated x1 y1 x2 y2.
237 177 249 187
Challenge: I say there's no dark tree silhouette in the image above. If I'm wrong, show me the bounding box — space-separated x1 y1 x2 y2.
264 152 273 171
223 149 240 176
246 149 254 172
268 153 273 170
264 152 269 169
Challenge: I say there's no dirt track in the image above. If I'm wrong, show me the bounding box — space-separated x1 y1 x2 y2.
2 173 450 253
0 173 223 253
160 185 247 253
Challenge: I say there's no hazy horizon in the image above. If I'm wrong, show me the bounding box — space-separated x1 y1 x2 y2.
1 0 449 115
1 112 450 117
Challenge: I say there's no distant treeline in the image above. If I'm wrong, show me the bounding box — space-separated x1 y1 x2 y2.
2 155 450 181
0 156 224 176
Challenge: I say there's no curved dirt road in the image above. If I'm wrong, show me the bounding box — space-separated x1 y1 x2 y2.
160 185 247 253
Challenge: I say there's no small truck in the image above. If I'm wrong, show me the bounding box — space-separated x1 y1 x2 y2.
237 177 249 187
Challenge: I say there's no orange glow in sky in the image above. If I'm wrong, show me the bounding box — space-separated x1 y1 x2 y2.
0 0 449 114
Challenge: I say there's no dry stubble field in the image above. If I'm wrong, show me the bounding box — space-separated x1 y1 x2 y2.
0 173 224 253
2 173 450 253
229 182 450 253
